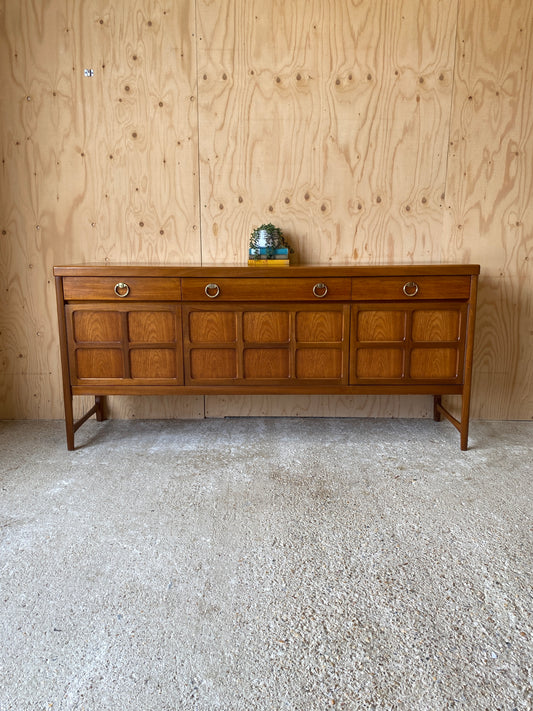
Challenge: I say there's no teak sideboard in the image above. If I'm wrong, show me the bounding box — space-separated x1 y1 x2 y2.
54 264 480 450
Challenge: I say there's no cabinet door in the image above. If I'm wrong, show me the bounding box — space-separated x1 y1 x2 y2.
350 303 468 384
183 304 349 385
65 303 183 385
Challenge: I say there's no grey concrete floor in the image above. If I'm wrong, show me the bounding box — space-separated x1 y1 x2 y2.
0 417 532 711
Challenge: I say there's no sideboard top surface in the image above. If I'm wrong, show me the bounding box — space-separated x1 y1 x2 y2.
54 263 481 278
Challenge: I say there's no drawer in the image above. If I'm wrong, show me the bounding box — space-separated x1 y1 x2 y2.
181 277 351 301
62 277 181 301
351 276 472 301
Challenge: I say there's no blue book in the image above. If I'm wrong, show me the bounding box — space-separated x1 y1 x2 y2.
249 247 289 256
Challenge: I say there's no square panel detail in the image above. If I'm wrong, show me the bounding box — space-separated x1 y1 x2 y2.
355 348 404 379
243 312 289 343
243 348 289 378
356 311 406 341
130 349 176 379
412 310 461 342
190 348 236 380
73 311 121 342
296 348 342 379
188 312 236 343
295 311 343 342
128 311 176 343
76 349 123 379
410 348 459 379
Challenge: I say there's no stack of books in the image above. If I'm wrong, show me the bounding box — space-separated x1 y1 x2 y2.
248 247 290 266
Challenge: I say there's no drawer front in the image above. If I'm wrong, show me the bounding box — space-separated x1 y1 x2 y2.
62 277 181 301
351 276 471 301
181 278 351 301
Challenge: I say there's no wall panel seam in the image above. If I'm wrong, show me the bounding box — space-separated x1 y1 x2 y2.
443 0 462 242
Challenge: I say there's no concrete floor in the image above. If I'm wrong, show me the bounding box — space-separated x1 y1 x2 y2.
0 417 532 710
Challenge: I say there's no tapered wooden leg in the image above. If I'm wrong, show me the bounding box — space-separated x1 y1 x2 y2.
460 425 469 451
56 275 77 450
460 276 478 450
433 395 442 421
434 397 468 450
63 395 105 451
63 392 75 451
460 392 471 451
95 396 106 421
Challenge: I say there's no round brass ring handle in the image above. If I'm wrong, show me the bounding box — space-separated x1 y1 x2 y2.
205 283 220 298
313 282 328 298
114 282 130 298
403 281 419 297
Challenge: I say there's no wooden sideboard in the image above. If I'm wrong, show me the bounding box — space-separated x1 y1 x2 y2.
54 264 480 450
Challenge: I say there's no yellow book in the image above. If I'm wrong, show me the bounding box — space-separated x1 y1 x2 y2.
248 259 290 267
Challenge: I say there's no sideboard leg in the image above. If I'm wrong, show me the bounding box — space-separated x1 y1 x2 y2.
460 425 469 451
434 398 468 450
433 396 442 421
63 396 105 451
460 392 472 451
95 396 106 421
64 393 75 451
460 277 478 451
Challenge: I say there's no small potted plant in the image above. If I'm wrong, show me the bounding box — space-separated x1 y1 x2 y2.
249 223 293 263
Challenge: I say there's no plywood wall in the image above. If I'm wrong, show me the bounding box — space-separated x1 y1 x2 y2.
0 0 531 422
443 0 533 420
